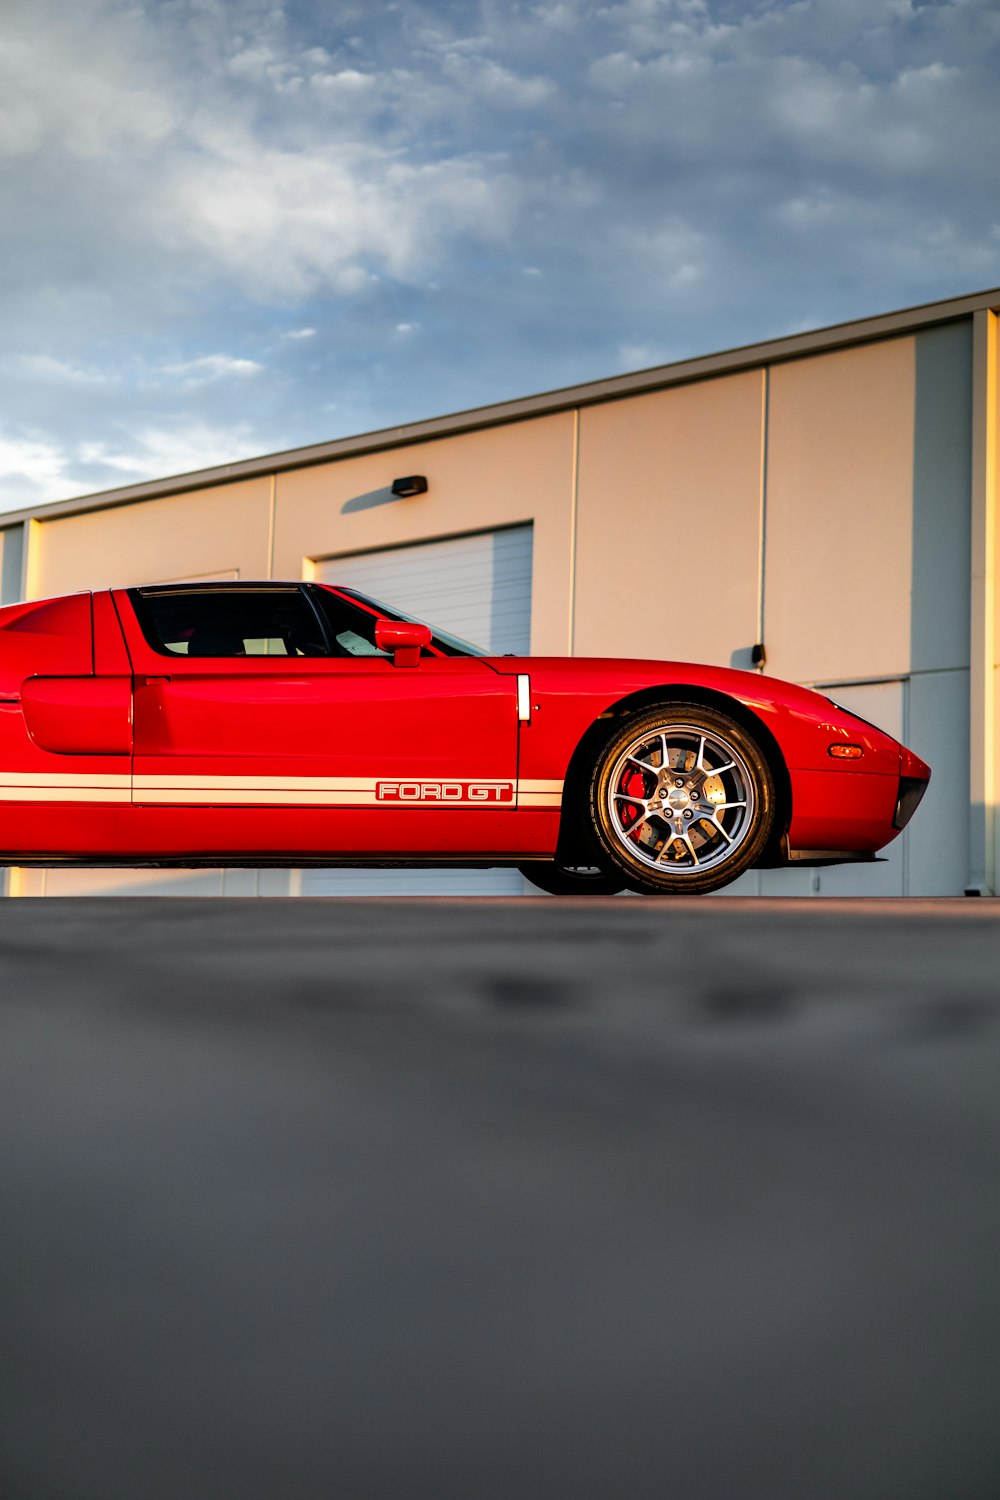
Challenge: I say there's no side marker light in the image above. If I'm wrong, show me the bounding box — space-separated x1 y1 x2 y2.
828 744 863 759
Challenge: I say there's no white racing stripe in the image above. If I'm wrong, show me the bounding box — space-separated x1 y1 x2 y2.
0 787 131 803
0 772 131 788
0 772 565 808
134 775 372 791
517 777 566 808
140 789 499 807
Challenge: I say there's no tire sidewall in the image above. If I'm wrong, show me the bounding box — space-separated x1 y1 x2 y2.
588 703 775 894
518 862 626 896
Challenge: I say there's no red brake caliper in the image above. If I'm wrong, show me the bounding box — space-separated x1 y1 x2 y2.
620 768 648 839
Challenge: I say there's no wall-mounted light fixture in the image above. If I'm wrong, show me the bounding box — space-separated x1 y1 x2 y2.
390 475 428 498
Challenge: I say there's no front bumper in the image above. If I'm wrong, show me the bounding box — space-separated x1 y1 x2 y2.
893 775 929 831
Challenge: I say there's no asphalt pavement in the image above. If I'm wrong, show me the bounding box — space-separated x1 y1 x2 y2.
1 896 999 1500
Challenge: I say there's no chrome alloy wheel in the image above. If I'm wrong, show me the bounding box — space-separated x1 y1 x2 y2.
606 723 756 875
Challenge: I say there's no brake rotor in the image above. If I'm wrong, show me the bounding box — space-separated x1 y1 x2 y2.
702 773 725 806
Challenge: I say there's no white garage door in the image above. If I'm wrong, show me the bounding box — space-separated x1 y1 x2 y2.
320 526 533 655
303 526 534 896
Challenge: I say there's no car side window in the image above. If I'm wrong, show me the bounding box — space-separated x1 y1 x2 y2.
131 587 330 658
307 587 392 659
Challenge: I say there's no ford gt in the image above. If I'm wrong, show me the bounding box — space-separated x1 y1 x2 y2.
0 582 930 895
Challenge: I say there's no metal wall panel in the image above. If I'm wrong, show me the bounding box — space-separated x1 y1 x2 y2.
760 326 972 895
764 337 917 686
904 668 970 897
26 478 270 599
0 525 24 605
573 371 765 670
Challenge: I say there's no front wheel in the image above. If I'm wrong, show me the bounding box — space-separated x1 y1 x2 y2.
518 861 626 896
588 704 775 895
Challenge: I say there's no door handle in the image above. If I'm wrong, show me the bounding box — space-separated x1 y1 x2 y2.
139 675 171 685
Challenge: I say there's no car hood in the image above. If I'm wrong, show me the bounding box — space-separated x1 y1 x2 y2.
488 654 836 717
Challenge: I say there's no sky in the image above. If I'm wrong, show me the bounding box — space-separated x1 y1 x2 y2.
1 0 999 513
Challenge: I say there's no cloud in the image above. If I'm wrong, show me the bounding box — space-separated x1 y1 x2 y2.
154 140 518 299
615 341 673 371
78 421 258 480
439 52 555 109
0 417 261 509
0 432 73 503
158 354 264 384
0 0 999 513
309 68 379 98
622 217 708 287
0 0 524 311
7 356 117 387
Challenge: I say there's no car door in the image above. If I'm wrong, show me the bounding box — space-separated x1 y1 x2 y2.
112 584 519 854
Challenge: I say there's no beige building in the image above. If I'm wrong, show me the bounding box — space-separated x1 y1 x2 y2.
1 286 998 898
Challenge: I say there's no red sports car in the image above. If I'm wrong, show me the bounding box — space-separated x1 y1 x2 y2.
0 582 930 895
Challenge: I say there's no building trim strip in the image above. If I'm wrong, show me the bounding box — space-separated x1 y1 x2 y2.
968 308 998 895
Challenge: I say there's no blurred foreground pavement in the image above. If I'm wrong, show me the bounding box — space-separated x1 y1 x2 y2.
1 896 999 1500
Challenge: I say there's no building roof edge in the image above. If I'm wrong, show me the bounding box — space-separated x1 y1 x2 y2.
3 283 998 528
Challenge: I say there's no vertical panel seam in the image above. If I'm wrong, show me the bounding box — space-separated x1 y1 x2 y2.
986 315 997 890
568 408 580 656
902 675 911 897
21 518 40 602
969 309 996 892
757 367 769 669
267 473 277 581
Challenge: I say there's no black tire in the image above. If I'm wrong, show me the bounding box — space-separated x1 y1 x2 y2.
588 703 775 895
518 861 626 896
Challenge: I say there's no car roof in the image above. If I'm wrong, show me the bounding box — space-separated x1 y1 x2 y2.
133 581 315 592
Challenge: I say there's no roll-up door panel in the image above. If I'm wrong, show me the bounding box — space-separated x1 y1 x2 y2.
320 526 532 657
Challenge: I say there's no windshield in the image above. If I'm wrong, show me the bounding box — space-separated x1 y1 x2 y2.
313 585 489 658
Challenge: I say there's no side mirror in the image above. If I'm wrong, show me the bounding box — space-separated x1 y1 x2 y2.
375 618 432 668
